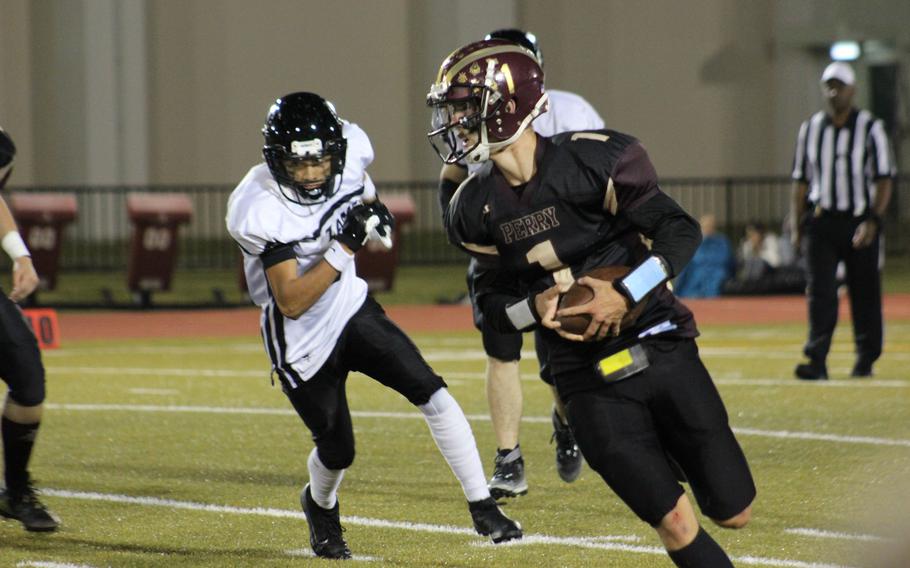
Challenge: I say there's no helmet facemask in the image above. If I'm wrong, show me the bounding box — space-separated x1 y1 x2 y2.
264 134 346 205
427 80 502 165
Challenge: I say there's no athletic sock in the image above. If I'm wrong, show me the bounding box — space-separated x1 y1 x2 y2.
307 447 344 509
667 527 733 568
2 416 40 492
418 388 489 502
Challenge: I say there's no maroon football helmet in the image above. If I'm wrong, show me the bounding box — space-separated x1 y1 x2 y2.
427 39 547 164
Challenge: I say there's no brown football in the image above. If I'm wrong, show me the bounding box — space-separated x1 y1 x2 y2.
555 266 648 335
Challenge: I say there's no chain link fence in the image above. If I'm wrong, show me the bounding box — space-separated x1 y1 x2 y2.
8 175 907 271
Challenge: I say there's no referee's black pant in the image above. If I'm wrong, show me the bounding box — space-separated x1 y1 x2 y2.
804 213 882 366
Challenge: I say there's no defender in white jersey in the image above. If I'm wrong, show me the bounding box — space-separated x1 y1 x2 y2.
432 29 605 500
226 92 521 559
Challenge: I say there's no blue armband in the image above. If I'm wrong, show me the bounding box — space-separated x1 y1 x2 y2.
616 256 668 304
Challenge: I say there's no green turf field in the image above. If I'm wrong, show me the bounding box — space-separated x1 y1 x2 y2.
1 321 908 567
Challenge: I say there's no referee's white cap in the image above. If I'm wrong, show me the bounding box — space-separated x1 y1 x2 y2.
821 62 855 86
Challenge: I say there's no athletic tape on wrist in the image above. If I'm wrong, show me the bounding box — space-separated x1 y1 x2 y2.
618 256 667 303
506 298 537 331
323 240 354 272
2 231 30 260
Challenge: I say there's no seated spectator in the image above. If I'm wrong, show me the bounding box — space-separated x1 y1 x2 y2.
737 221 781 281
724 220 806 295
673 214 735 298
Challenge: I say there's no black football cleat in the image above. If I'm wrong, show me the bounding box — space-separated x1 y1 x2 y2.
468 497 523 543
795 361 828 381
0 485 60 532
488 448 528 499
850 359 874 378
300 484 351 560
551 410 583 483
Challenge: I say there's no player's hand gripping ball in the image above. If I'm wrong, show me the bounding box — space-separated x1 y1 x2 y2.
555 266 648 335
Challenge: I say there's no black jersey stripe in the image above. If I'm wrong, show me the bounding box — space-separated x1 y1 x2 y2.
260 303 287 385
296 186 366 243
269 304 306 388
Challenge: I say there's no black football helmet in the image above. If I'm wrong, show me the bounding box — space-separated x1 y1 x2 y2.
262 92 347 204
485 28 543 68
0 127 15 190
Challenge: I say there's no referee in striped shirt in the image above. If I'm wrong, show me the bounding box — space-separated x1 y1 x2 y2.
790 61 895 380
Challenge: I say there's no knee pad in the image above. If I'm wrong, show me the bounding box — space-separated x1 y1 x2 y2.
7 369 46 407
316 442 355 470
418 388 456 417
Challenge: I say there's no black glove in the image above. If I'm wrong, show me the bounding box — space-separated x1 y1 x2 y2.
335 203 375 252
367 201 395 248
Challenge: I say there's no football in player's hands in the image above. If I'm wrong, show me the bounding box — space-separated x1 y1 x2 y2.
555 266 647 335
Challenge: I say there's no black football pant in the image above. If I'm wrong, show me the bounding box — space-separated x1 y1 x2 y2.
282 296 446 470
804 214 882 366
0 294 46 406
468 258 554 384
561 338 755 526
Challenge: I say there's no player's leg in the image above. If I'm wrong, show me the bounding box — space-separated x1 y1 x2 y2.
647 338 755 529
346 297 522 542
469 262 527 497
283 358 354 559
843 232 882 376
798 217 841 379
484 346 527 498
0 298 59 532
537 331 582 483
563 368 735 567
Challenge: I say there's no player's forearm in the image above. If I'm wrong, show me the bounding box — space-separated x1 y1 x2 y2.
791 182 808 228
268 252 347 319
0 195 20 236
475 271 535 333
627 193 701 278
870 178 892 217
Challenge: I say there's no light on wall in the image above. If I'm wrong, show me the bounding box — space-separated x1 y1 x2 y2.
830 41 861 61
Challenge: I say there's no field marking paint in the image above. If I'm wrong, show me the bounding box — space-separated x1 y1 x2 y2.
45 403 910 448
470 538 854 568
286 548 380 562
452 371 910 389
785 528 889 542
732 427 910 448
41 489 853 568
45 344 910 361
47 366 909 388
44 344 264 356
47 366 267 379
17 562 99 568
128 388 180 396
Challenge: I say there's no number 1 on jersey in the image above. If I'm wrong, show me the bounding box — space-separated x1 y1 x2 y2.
526 240 574 292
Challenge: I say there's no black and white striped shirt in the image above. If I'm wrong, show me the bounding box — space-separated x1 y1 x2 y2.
791 108 895 216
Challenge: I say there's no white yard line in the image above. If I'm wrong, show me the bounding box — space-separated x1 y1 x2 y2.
45 403 910 448
44 344 910 361
47 366 267 378
128 388 180 395
46 365 909 387
286 548 380 561
785 528 889 542
17 562 99 568
41 489 856 568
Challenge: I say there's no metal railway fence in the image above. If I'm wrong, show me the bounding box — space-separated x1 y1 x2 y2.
7 176 907 271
